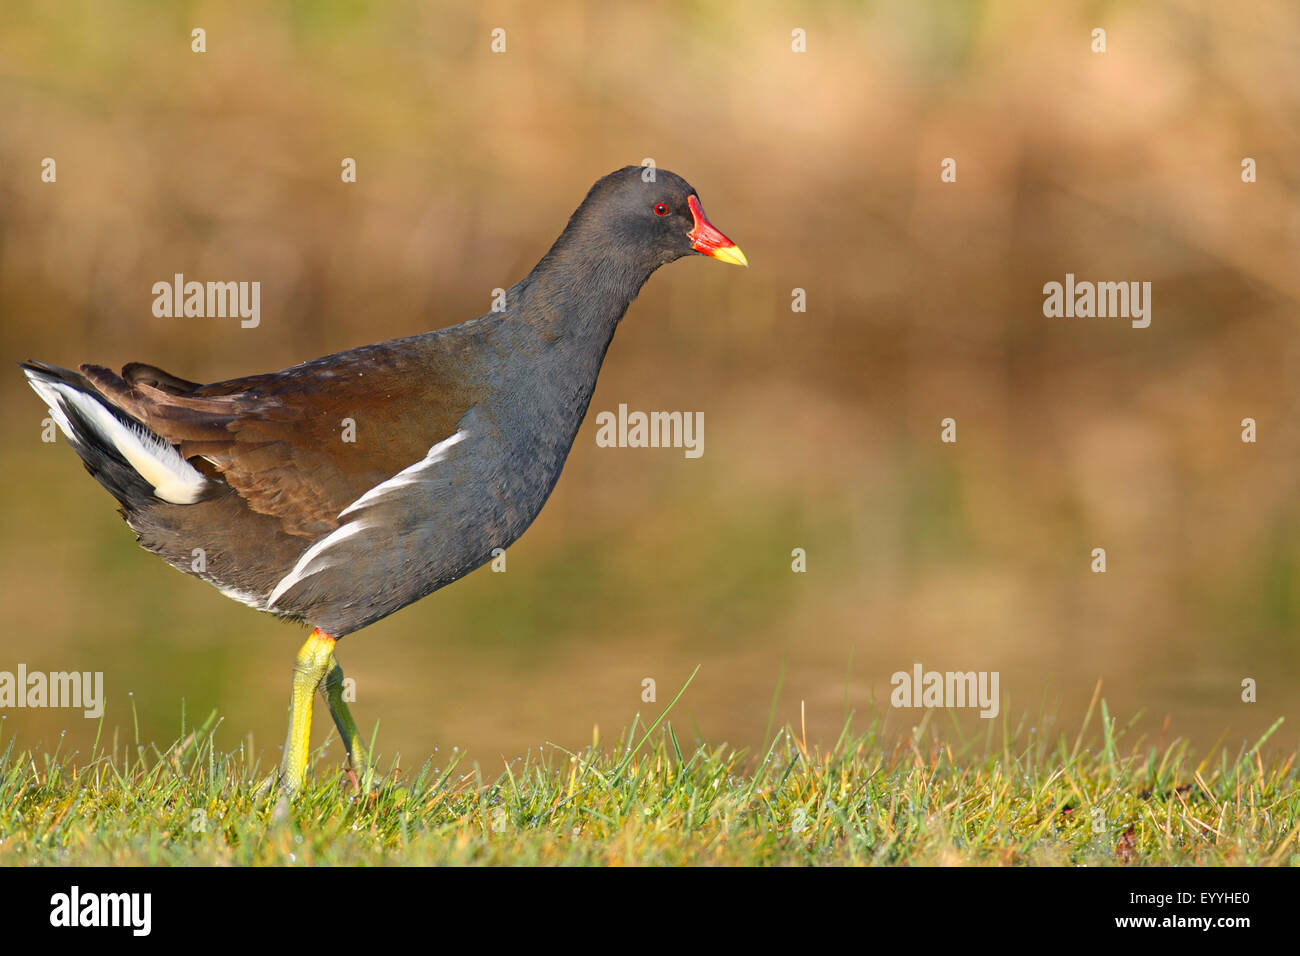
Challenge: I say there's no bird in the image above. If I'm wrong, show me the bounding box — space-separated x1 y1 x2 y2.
20 165 746 792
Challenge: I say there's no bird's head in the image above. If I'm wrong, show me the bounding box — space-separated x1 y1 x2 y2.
571 166 747 271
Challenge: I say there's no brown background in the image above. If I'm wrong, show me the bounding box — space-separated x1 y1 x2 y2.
1 1 1298 772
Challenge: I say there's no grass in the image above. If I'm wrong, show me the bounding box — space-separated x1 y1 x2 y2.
0 682 1297 866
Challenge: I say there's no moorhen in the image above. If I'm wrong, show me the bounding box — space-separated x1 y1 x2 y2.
20 166 746 791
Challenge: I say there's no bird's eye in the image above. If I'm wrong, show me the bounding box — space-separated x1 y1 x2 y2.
653 202 669 217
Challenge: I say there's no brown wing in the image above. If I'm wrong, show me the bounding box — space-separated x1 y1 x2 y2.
82 339 485 538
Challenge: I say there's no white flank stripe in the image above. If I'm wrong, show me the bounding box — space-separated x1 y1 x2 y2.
214 583 268 610
25 373 209 505
266 430 466 611
266 520 368 610
338 430 467 518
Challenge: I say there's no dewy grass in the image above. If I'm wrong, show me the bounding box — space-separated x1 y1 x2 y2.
0 688 1295 866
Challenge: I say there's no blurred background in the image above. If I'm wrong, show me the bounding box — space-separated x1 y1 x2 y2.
2 0 1299 771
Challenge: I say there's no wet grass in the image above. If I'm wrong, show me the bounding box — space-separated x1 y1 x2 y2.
0 680 1296 866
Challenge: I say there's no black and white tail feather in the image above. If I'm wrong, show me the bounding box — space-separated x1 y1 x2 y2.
20 361 210 511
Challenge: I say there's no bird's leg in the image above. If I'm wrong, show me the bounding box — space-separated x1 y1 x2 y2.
278 628 337 792
322 651 370 784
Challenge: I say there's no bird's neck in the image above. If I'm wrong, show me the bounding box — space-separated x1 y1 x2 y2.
522 234 657 341
488 238 656 442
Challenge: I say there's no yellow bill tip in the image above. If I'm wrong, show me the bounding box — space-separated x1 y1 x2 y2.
709 244 748 267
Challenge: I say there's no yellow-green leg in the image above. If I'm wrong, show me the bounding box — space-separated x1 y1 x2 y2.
323 652 369 781
279 628 337 792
